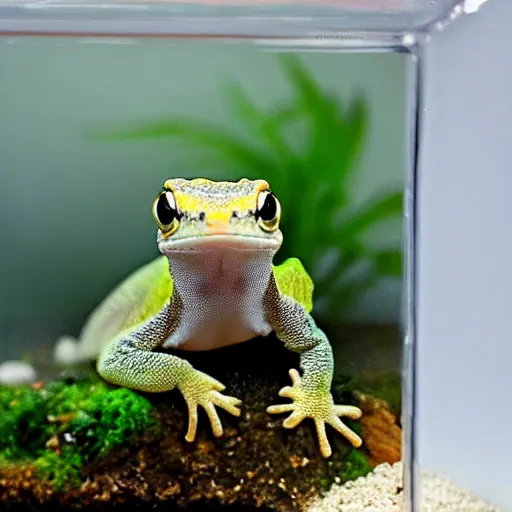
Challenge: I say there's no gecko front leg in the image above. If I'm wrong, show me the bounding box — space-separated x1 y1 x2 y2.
264 278 362 458
97 293 242 442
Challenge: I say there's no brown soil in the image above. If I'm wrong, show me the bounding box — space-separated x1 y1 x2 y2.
0 332 402 511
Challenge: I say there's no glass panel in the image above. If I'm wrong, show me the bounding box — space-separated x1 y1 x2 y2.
0 0 463 37
0 37 410 510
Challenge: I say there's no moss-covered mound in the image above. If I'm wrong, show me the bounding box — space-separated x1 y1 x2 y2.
0 335 401 511
0 374 154 490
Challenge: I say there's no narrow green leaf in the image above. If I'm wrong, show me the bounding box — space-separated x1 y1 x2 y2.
280 54 327 112
337 94 368 182
222 82 298 194
371 249 402 277
224 82 296 158
95 119 277 175
337 191 403 239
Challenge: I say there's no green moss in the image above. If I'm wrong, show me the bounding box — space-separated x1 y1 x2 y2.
0 376 155 490
0 384 51 461
339 448 372 482
314 423 372 493
317 447 372 495
35 447 84 490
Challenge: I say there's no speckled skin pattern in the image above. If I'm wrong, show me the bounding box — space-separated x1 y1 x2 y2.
97 178 362 458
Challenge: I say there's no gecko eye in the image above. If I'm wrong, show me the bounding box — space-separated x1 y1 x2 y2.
256 191 281 232
152 190 180 236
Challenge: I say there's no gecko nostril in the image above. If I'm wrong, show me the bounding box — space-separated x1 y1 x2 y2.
231 211 238 219
198 212 205 222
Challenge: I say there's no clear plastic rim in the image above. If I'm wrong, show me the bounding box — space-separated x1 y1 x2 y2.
0 1 464 37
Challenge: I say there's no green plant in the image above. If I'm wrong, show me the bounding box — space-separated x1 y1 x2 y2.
318 445 371 492
98 54 402 322
0 377 154 490
340 448 372 482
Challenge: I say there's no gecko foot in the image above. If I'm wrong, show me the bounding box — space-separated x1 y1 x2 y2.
267 368 363 458
179 369 242 442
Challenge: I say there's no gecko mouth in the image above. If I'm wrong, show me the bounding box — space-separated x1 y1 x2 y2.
158 234 281 253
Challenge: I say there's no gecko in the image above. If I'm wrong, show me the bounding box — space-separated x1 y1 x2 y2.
54 178 362 458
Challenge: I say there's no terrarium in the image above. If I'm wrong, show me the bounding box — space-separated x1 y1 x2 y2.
0 1 497 511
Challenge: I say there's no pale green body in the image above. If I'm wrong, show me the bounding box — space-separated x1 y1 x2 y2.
55 178 362 458
57 255 313 361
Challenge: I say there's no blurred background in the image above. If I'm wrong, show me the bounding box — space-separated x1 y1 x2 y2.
0 40 405 384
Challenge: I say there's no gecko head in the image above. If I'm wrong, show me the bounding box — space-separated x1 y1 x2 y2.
152 178 283 254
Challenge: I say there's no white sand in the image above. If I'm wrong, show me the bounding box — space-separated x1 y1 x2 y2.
306 461 502 512
0 360 37 386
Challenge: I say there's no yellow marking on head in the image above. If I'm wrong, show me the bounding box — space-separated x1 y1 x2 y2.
163 178 270 218
172 192 209 216
153 178 282 244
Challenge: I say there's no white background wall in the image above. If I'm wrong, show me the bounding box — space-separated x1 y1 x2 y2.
417 0 512 509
